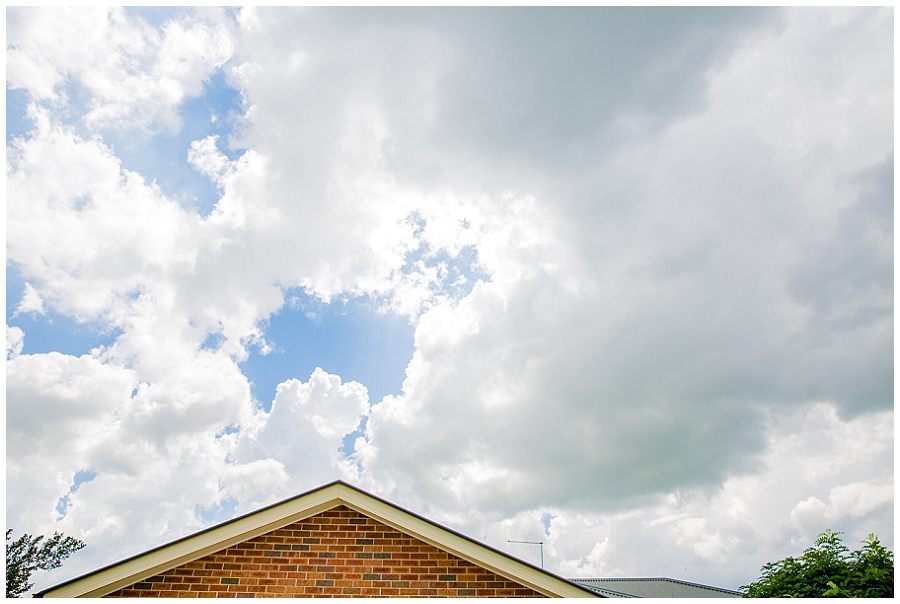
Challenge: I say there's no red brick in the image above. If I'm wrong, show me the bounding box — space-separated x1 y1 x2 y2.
103 508 546 598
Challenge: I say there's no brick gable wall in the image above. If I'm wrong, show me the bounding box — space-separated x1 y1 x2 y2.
104 505 546 598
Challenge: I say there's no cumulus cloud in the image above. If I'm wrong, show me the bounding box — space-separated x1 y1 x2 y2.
7 105 202 322
233 368 370 508
7 7 233 131
13 282 46 317
351 5 893 518
473 403 893 588
7 351 138 527
6 342 261 571
187 135 230 182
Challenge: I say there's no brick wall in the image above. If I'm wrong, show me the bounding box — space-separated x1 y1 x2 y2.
104 505 546 598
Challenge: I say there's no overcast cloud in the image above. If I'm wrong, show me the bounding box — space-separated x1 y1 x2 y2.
6 7 893 593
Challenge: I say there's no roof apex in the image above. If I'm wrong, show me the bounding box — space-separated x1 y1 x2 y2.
38 481 597 598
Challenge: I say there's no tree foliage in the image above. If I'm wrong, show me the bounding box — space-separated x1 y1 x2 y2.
742 529 893 598
6 529 86 598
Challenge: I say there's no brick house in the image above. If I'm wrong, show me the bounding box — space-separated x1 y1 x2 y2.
36 481 598 598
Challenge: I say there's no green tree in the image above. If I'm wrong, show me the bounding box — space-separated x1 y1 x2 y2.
6 529 86 598
742 529 893 598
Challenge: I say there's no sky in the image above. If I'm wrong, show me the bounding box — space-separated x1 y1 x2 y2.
5 6 893 594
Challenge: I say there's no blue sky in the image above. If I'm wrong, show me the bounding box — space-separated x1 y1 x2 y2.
6 88 30 142
6 264 122 356
6 6 893 595
241 291 414 411
103 69 245 216
8 257 414 411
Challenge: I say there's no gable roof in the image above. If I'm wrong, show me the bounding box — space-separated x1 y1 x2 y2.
36 480 598 598
572 577 742 598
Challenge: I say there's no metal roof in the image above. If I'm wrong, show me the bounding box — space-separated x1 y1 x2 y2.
572 577 743 598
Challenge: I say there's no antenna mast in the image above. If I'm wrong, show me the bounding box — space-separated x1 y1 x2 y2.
508 540 544 569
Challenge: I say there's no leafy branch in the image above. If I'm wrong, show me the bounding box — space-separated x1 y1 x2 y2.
6 529 86 598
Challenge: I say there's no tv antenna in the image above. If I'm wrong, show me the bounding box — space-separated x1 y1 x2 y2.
508 539 544 569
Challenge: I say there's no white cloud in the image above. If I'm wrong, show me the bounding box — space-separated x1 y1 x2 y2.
7 325 25 360
7 106 202 321
351 5 892 518
187 135 230 182
7 351 138 529
7 7 234 132
13 282 46 317
790 497 827 530
471 403 892 589
232 368 370 509
219 459 291 513
826 481 894 521
7 346 274 590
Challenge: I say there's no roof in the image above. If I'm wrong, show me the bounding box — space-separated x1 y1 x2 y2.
572 577 743 598
36 480 598 598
